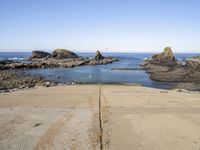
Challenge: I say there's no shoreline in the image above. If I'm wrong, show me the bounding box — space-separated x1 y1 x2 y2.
0 70 199 93
1 81 199 95
1 67 200 94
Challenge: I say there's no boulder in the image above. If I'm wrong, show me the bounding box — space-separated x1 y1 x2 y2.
94 50 104 60
141 47 200 85
31 51 51 59
44 81 51 87
51 49 79 59
150 47 177 66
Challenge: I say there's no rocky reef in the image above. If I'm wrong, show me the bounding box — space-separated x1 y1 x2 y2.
0 49 118 70
0 70 58 93
142 47 200 90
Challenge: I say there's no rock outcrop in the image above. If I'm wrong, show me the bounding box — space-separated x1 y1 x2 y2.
142 47 200 86
29 50 51 59
148 47 177 66
94 50 104 60
51 49 79 59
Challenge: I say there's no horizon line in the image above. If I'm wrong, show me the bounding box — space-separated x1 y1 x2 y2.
0 51 200 54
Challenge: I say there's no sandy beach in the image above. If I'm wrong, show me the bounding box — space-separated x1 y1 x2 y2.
0 84 200 150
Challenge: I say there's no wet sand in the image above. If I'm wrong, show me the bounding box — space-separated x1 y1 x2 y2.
0 85 200 150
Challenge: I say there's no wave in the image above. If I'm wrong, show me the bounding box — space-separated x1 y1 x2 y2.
8 57 25 61
143 57 149 60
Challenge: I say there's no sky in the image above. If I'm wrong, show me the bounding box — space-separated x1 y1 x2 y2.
0 0 200 53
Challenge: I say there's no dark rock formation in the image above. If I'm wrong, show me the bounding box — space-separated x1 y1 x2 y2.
148 47 178 66
94 50 104 60
51 49 79 59
30 50 51 59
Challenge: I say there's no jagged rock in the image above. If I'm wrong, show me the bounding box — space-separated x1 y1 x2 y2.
30 51 51 59
51 49 79 59
94 50 104 60
149 47 177 66
141 47 179 82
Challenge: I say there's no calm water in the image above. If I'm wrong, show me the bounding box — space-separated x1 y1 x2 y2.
1 52 199 89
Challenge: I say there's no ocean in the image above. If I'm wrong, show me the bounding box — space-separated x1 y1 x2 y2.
1 52 199 89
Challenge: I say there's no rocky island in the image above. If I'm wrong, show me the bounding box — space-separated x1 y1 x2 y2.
142 47 200 90
0 49 118 70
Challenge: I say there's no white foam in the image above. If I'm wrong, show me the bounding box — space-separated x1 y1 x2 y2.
8 57 25 61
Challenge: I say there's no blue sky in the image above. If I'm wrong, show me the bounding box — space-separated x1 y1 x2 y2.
0 0 200 53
